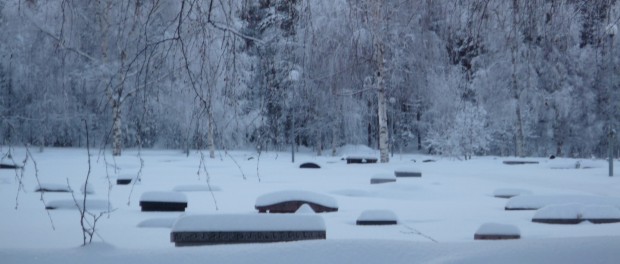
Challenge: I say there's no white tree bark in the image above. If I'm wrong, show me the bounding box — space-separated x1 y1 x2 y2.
372 0 389 163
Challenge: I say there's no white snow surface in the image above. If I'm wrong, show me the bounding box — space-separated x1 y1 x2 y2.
255 190 338 208
35 183 72 192
2 147 620 263
171 214 326 232
493 188 532 197
295 203 316 214
506 195 620 209
357 210 398 222
371 173 396 180
475 223 520 236
172 184 222 192
534 204 620 219
140 191 187 203
137 218 177 228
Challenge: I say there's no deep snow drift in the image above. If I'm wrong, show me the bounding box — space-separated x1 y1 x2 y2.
1 147 620 263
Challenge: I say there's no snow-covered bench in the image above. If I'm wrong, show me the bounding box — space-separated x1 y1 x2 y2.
356 210 398 225
170 214 326 246
255 190 338 213
346 156 378 164
140 191 188 212
474 223 520 240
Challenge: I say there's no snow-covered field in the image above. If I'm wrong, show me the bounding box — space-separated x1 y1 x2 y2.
2 146 620 263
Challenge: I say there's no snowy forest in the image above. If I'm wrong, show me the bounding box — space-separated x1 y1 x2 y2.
0 0 619 160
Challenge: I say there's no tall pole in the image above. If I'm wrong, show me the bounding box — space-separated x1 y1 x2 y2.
607 24 616 176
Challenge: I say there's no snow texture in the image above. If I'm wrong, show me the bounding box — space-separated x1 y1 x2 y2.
35 183 72 192
295 204 316 214
493 188 532 198
80 183 94 194
371 173 396 180
255 190 338 208
140 191 187 203
137 218 177 228
534 204 620 219
172 185 222 192
171 214 326 232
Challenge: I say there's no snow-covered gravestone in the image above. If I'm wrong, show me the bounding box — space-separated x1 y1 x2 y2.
35 183 72 193
45 199 110 211
474 223 520 240
370 173 396 184
116 174 133 185
493 188 532 199
394 168 422 177
0 163 21 169
356 210 398 225
299 162 321 169
532 204 620 224
255 190 338 213
170 214 326 246
140 191 188 212
346 156 378 164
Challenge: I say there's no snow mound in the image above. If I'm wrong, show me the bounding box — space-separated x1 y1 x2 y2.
296 204 316 214
493 188 532 198
140 191 187 203
255 190 338 208
172 185 222 192
45 199 111 211
171 214 326 232
505 195 620 210
137 218 177 228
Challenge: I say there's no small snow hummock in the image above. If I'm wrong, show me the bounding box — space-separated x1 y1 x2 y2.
505 195 620 210
171 214 326 232
493 188 532 199
172 185 222 192
255 190 338 208
137 218 177 228
34 183 72 193
474 223 520 240
357 210 398 222
532 204 620 224
45 199 111 211
295 204 316 214
140 191 188 203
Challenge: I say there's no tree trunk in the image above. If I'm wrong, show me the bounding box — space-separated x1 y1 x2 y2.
511 0 525 158
112 100 122 156
376 41 389 163
207 106 215 159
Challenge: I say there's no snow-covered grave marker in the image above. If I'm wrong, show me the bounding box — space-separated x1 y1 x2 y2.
505 195 620 210
346 156 378 164
34 183 72 193
139 191 188 212
299 162 321 169
0 163 22 169
170 214 326 246
532 204 620 224
502 160 539 165
394 168 422 177
172 185 222 192
255 190 338 213
116 174 134 185
45 199 110 211
370 173 396 184
493 188 532 199
356 210 398 225
474 223 520 240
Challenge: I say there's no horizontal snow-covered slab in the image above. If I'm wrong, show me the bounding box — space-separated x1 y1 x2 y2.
116 174 135 180
394 168 422 177
137 218 177 228
172 185 221 192
493 188 532 198
533 204 620 220
140 191 187 203
505 195 620 210
171 214 326 232
475 223 521 236
371 173 396 180
255 190 338 208
34 183 72 193
45 199 111 211
357 210 398 222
